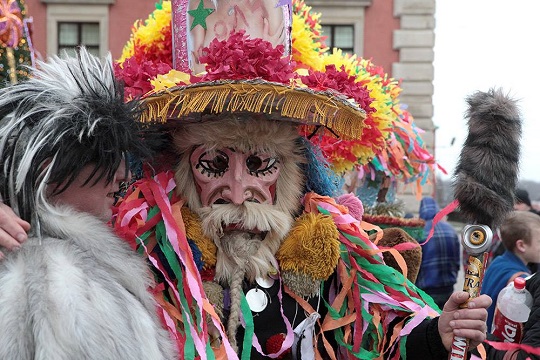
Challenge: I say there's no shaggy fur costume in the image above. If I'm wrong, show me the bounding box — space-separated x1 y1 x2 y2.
453 88 522 228
172 115 307 350
0 208 177 360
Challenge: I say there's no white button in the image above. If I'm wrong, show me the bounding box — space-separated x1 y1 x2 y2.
245 288 268 312
256 276 275 289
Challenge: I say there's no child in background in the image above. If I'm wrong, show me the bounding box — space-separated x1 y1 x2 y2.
481 211 540 331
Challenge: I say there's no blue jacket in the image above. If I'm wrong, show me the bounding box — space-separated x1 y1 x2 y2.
416 197 461 293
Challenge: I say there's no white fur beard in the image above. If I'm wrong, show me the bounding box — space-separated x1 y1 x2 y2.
197 202 292 284
215 231 280 284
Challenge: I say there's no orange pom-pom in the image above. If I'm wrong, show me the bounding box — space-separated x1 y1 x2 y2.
277 212 340 280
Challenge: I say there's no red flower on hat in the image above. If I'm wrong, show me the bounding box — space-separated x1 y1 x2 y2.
114 58 173 99
300 64 375 114
199 30 296 84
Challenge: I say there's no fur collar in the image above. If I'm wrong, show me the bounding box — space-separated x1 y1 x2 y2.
36 205 155 299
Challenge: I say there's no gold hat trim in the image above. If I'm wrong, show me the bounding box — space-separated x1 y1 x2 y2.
142 80 367 140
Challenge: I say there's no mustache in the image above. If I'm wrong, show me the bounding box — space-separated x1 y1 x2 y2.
197 202 292 240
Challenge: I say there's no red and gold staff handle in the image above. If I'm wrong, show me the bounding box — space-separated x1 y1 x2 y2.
449 224 493 360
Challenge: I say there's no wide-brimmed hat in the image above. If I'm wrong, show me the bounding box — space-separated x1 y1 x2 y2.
115 0 377 142
115 0 438 185
142 78 367 140
133 27 369 142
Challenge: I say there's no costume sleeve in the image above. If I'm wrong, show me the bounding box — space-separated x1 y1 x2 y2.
514 304 540 360
405 317 449 359
471 334 505 360
482 325 540 360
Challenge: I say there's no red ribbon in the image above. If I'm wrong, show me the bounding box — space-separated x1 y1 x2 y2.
420 199 458 246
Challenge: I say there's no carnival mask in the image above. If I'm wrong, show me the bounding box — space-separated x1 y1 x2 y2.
190 146 281 207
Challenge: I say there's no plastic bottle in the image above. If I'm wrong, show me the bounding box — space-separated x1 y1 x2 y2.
491 277 533 343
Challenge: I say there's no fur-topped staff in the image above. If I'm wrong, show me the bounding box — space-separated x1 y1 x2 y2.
453 88 522 229
0 47 148 225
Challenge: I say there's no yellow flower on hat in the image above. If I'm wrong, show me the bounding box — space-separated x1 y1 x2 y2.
151 70 192 92
118 0 172 65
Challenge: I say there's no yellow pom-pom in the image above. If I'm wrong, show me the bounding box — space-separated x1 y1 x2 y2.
277 212 340 280
181 207 217 268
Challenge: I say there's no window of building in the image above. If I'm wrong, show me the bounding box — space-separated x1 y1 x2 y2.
321 24 354 54
58 22 100 56
46 4 109 58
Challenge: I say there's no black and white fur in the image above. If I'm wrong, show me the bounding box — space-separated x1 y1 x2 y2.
0 47 147 224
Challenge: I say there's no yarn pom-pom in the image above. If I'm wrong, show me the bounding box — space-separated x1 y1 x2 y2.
266 333 291 359
277 212 340 280
336 192 364 221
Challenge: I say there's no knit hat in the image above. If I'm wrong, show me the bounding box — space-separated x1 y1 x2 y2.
515 188 531 206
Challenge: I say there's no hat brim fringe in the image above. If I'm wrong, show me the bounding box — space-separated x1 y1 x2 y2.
142 80 367 140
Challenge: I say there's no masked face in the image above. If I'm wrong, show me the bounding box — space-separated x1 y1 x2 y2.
174 117 305 283
190 146 281 207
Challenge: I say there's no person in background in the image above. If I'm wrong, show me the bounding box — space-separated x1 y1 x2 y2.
514 188 540 272
515 188 540 215
0 48 176 360
487 188 540 269
481 211 540 332
416 196 461 309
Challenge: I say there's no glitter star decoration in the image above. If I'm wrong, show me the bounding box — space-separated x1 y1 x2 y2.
187 0 215 30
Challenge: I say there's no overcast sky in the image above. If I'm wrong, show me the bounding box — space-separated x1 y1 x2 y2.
433 0 540 181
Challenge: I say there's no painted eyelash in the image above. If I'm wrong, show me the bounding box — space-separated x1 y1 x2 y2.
247 157 279 177
248 164 278 177
195 149 229 178
195 163 226 178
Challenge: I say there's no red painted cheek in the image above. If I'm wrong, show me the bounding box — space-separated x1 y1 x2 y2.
195 181 202 197
270 183 277 204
